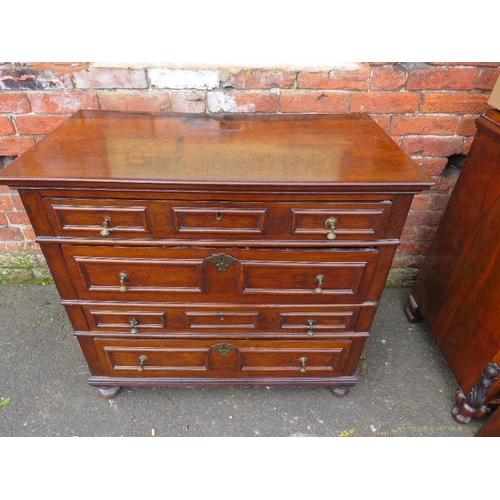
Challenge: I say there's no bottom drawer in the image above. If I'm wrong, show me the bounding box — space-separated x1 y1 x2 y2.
92 337 368 378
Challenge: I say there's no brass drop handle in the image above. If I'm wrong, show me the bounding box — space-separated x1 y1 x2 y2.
325 217 338 240
129 318 138 334
119 271 129 292
100 217 111 237
315 274 325 294
137 355 147 371
216 210 222 221
299 356 308 373
306 318 316 336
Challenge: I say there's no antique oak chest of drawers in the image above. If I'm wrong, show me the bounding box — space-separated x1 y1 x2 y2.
0 111 431 398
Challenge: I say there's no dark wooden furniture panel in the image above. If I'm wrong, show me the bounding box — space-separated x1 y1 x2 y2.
66 302 377 338
407 108 500 424
0 111 431 398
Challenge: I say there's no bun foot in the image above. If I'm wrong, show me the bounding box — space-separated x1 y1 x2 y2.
97 386 121 399
329 386 350 398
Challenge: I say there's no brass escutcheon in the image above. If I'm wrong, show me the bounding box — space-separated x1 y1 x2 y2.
212 342 236 356
205 252 238 272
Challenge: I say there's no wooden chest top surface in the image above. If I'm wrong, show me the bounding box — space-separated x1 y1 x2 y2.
0 110 431 193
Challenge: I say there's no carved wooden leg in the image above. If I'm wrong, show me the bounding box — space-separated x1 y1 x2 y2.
451 362 500 424
405 294 423 323
97 386 121 399
329 386 350 398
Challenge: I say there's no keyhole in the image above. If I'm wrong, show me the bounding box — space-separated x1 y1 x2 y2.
216 211 222 220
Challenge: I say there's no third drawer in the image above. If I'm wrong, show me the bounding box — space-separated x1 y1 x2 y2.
65 302 377 338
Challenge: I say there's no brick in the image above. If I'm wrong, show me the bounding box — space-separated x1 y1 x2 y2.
428 193 451 211
391 254 409 267
400 136 464 157
15 115 69 135
420 93 489 113
416 157 449 176
98 91 171 112
431 172 460 193
350 92 419 113
0 66 73 90
370 114 391 132
10 193 25 211
279 91 349 113
406 66 480 90
21 226 36 240
28 62 87 74
476 68 500 90
149 68 219 90
29 91 98 113
0 93 31 113
370 65 407 90
222 69 295 89
170 91 206 113
396 241 432 256
428 62 500 67
207 91 277 113
0 194 14 211
0 137 35 156
0 116 15 135
74 68 147 89
6 210 31 225
415 225 439 242
390 115 458 135
410 193 431 210
405 210 443 227
464 136 474 155
297 64 370 90
0 225 24 241
0 212 7 225
457 115 479 136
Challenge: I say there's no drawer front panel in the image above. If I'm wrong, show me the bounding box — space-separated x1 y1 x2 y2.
85 309 169 333
62 246 379 303
44 198 153 238
72 303 377 336
172 207 268 235
42 197 393 242
290 202 391 241
93 338 365 378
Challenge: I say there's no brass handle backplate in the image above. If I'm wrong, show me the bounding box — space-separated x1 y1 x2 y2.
119 271 129 292
100 217 111 237
306 318 316 336
325 217 338 240
315 274 325 294
129 318 138 334
137 355 147 371
299 356 308 373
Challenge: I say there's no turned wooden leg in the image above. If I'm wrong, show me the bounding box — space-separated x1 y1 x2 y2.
98 386 121 399
329 386 350 398
405 294 423 323
451 362 500 424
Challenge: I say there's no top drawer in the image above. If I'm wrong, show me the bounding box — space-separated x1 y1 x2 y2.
42 197 394 242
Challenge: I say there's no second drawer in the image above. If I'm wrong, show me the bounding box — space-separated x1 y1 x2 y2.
61 245 382 304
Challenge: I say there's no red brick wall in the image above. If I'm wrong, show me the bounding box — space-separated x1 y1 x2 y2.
1 61 499 283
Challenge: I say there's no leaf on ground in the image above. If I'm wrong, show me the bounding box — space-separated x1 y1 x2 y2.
0 397 11 407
